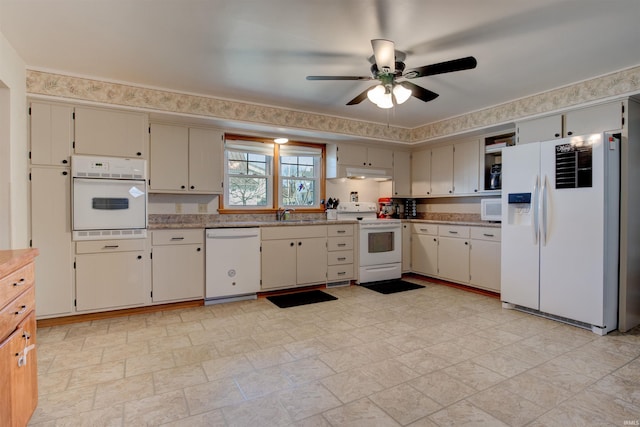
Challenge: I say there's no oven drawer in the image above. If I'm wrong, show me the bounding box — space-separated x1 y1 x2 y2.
328 250 353 265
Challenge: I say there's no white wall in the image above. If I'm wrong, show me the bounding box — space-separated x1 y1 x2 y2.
0 29 28 248
325 178 386 205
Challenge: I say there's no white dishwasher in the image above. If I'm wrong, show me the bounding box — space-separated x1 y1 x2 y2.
205 227 261 304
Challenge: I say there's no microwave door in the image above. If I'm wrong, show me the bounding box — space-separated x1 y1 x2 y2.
73 178 147 230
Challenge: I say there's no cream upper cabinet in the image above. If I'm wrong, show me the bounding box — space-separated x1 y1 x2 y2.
74 106 148 159
516 115 563 144
430 145 454 195
392 151 411 197
29 101 73 166
149 123 224 193
337 144 393 168
453 139 480 194
411 149 431 196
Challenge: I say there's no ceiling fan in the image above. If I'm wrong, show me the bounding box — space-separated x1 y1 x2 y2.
306 39 477 108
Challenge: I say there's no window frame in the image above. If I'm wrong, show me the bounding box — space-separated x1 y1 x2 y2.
221 134 326 214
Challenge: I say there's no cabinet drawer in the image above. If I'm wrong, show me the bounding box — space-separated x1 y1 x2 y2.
0 287 35 342
470 227 501 242
328 250 353 265
328 264 353 281
0 263 34 307
327 237 353 251
76 239 146 254
152 229 204 245
411 223 438 235
261 225 326 240
438 225 470 238
327 224 353 237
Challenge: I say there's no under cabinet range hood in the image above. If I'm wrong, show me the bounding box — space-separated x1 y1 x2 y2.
344 167 392 181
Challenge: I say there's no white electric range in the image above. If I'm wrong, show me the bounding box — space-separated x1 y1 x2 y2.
336 202 402 283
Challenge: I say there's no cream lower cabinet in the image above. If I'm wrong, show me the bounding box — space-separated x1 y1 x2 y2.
261 226 327 290
151 230 204 303
75 239 149 312
327 224 354 282
411 223 438 276
401 223 411 273
469 227 501 292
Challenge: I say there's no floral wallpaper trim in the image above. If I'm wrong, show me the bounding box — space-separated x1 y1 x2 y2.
26 65 640 144
25 70 411 142
412 65 640 142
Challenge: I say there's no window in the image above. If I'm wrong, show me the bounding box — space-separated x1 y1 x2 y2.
223 135 325 211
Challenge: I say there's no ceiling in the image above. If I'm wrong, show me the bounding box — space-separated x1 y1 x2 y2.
2 0 640 131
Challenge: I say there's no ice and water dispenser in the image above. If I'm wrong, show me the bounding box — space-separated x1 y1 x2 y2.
507 192 532 225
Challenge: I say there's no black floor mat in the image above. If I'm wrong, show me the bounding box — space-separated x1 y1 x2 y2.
266 290 337 308
361 279 425 294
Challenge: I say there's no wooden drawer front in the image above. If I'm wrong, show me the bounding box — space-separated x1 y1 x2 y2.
76 239 145 254
328 251 353 265
0 264 34 307
152 229 204 245
328 237 353 251
438 225 470 238
0 287 35 342
327 224 353 237
261 225 326 240
328 264 353 281
470 227 501 242
411 223 438 235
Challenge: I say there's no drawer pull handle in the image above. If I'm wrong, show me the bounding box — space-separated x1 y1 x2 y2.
483 233 495 237
13 278 26 287
170 237 185 241
337 230 346 234
337 243 346 247
448 231 458 234
15 305 27 315
337 272 346 275
420 228 429 232
103 245 119 249
337 257 346 261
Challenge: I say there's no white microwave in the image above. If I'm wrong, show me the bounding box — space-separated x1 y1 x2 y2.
481 198 502 222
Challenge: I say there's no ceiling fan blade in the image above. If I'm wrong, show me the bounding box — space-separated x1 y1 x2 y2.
403 56 477 79
399 81 439 103
306 75 372 81
346 86 376 105
371 39 395 73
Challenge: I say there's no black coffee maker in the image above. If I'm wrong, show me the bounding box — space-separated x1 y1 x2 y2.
489 164 502 190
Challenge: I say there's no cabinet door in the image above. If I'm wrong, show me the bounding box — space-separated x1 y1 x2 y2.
368 147 393 169
296 237 327 285
430 145 454 195
149 123 189 191
30 102 73 166
402 224 411 272
453 140 479 194
261 240 297 289
411 149 431 196
564 102 623 136
411 234 438 276
392 151 411 196
516 115 562 144
30 167 74 318
188 128 223 193
437 236 469 283
76 251 146 311
337 144 367 166
74 107 148 158
469 240 501 292
152 245 204 302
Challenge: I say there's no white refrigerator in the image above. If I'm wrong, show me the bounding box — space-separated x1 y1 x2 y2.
501 133 620 335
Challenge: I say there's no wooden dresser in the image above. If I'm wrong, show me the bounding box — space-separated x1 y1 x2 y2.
0 248 39 427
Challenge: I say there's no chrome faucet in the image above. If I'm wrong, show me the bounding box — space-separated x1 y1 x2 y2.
276 208 294 221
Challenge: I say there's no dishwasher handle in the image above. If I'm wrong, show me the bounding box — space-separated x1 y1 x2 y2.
206 229 260 239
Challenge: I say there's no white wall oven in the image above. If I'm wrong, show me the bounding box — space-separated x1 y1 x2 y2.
72 155 147 240
336 202 402 283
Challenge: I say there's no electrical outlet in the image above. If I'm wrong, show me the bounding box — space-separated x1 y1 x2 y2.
175 203 182 214
198 203 208 213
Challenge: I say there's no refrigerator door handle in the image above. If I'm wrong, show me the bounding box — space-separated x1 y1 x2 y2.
540 174 549 245
533 175 539 245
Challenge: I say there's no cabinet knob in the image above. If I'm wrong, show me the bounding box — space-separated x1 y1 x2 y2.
290 242 294 246
136 152 142 156
13 278 25 287
555 133 561 137
465 241 468 245
181 185 186 189
567 131 573 136
62 159 68 164
474 189 478 192
449 190 452 194
62 171 68 176
433 238 437 242
197 247 201 252
137 255 142 259
190 185 195 189
298 241 302 246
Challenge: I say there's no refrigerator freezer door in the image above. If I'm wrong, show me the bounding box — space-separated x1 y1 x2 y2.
538 134 606 325
501 142 541 310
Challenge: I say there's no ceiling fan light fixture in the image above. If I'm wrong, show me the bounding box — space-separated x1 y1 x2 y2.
274 137 289 144
367 84 385 104
376 93 394 109
393 84 412 104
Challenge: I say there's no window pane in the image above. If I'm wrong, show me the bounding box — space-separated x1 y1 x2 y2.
280 164 298 177
248 153 266 162
228 177 268 206
247 160 266 175
282 179 315 206
298 165 314 178
228 151 248 161
280 156 298 164
298 156 314 166
228 160 247 174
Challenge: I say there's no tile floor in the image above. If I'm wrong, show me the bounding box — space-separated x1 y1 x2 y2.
30 277 640 426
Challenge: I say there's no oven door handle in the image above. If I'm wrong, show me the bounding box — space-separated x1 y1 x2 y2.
360 225 400 231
